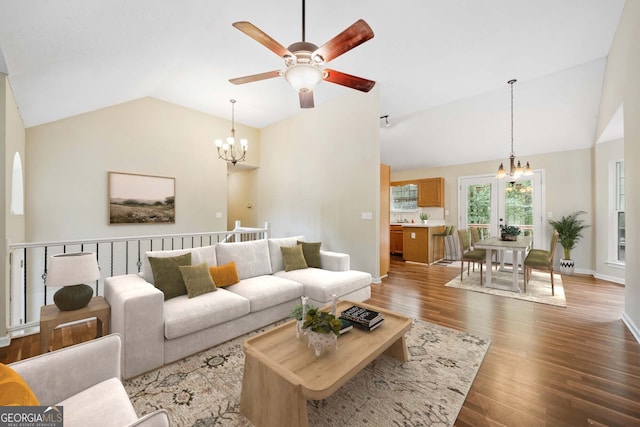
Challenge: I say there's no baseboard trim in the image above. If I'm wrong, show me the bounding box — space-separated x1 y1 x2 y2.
622 312 640 344
372 275 383 284
0 335 11 348
593 272 625 285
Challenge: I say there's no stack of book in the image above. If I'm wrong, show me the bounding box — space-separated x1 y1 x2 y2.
339 305 384 331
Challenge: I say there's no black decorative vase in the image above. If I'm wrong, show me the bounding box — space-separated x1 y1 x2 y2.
53 284 93 311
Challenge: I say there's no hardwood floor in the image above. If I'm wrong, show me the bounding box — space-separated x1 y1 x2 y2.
2 258 639 426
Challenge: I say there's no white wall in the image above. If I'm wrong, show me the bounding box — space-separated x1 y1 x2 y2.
596 1 640 341
25 97 259 241
391 148 594 272
2 75 26 341
257 88 381 277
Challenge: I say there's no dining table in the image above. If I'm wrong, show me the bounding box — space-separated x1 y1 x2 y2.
473 235 532 292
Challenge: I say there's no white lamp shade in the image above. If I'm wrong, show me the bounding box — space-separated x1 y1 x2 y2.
284 64 323 92
46 252 100 287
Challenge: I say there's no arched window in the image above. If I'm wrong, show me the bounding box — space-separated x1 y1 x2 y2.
11 151 24 215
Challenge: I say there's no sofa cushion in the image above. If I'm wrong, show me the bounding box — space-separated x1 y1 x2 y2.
179 263 217 298
141 245 216 284
0 363 39 405
163 289 250 339
281 245 308 271
209 261 240 287
216 239 272 280
268 236 304 273
56 377 138 427
148 253 192 300
224 275 303 312
297 241 322 268
274 268 372 303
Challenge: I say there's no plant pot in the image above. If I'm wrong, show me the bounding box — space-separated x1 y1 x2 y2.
421 219 429 224
560 259 575 275
307 331 337 356
500 233 518 241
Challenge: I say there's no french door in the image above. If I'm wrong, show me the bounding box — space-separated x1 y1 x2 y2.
458 172 545 263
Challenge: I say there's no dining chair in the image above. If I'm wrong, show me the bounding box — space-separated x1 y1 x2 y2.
458 229 486 284
523 230 559 295
470 226 497 269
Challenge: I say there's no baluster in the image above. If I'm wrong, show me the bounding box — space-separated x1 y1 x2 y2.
110 242 114 277
23 248 28 323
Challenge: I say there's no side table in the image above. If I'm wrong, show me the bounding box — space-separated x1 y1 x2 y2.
40 296 110 354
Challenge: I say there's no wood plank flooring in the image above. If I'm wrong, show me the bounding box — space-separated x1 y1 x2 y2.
2 258 639 426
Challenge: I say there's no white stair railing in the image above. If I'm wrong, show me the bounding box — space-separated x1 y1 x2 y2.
6 222 269 338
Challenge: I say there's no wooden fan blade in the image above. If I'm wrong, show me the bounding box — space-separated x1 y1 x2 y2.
323 69 375 92
229 70 282 85
232 21 292 58
314 19 374 64
299 91 314 108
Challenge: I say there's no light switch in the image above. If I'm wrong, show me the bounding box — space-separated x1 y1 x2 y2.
361 212 373 220
216 212 223 218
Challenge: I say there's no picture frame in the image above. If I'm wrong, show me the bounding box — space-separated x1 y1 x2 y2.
108 172 175 224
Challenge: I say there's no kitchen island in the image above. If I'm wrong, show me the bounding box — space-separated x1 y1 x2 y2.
399 223 446 264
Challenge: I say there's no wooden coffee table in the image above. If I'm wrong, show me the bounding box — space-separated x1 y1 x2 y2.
240 300 412 427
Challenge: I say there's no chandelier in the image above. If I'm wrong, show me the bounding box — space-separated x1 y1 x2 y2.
215 99 248 166
496 79 532 182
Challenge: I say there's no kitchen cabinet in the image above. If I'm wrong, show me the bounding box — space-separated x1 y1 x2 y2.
390 225 404 255
418 178 444 207
402 225 445 264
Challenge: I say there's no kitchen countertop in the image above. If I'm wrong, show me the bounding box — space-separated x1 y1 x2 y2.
390 222 446 228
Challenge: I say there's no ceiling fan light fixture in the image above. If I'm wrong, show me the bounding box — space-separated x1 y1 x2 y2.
284 64 323 93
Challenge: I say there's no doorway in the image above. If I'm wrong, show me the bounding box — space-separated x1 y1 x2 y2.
458 171 545 263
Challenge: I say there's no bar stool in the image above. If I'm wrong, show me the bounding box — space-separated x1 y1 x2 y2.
434 226 453 264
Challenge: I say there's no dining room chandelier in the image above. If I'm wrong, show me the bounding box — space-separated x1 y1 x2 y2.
215 99 248 166
496 79 532 182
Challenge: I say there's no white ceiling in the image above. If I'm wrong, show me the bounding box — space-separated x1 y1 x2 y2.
0 0 625 171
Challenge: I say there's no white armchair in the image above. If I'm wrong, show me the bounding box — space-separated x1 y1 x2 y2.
9 334 169 427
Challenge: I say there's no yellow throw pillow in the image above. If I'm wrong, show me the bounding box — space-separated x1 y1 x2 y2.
209 261 240 287
0 363 39 406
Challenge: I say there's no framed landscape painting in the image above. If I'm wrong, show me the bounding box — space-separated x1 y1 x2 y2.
108 172 175 224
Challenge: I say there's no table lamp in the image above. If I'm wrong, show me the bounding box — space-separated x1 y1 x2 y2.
45 252 100 311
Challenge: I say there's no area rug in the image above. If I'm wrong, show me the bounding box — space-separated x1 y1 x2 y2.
445 269 566 307
123 319 490 426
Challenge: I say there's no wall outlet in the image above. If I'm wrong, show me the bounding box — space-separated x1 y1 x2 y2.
411 232 416 239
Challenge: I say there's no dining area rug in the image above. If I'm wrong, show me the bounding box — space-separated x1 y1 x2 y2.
445 268 567 307
124 319 490 426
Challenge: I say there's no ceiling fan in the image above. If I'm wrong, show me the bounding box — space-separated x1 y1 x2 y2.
229 0 375 108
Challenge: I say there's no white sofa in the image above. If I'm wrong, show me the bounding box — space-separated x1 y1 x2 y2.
105 236 372 379
9 334 169 427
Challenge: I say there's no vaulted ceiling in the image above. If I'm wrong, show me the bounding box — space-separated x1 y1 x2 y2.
0 0 625 171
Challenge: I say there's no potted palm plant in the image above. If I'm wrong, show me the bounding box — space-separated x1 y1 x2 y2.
548 210 589 275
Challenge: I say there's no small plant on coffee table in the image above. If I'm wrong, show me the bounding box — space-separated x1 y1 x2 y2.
302 308 342 335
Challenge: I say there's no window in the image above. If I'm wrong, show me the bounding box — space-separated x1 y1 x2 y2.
615 160 625 263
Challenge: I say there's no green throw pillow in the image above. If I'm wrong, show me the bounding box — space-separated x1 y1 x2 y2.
148 253 192 300
281 245 308 272
179 262 217 298
297 240 322 268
